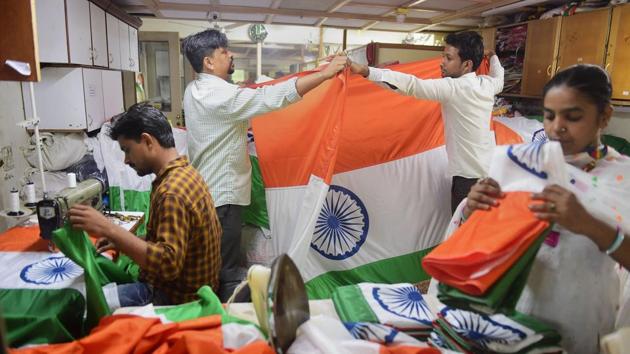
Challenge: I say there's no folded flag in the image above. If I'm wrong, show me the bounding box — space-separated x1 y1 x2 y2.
422 192 550 296
436 229 549 314
333 283 433 333
430 306 562 354
288 315 440 354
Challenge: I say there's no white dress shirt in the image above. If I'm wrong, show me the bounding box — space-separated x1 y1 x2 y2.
184 73 301 207
367 56 504 178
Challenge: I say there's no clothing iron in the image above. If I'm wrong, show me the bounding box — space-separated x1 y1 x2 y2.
247 254 310 354
36 177 104 240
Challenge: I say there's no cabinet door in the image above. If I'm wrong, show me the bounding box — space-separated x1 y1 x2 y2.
521 17 561 96
557 9 611 71
119 20 131 71
106 13 121 70
102 70 124 120
35 0 68 63
129 26 139 72
89 2 107 67
607 4 630 100
83 69 105 132
22 68 87 130
66 0 92 65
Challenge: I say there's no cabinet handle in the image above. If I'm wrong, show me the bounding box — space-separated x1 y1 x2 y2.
109 53 113 64
130 58 135 68
605 63 611 73
546 65 552 77
93 48 98 61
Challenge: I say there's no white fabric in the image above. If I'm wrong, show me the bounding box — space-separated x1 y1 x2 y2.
493 115 544 143
23 132 88 171
287 315 380 354
184 73 301 207
222 322 265 350
447 142 630 354
367 55 504 179
358 283 433 329
266 148 451 281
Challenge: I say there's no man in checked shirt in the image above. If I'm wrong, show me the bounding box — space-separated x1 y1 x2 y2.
182 29 347 301
69 103 222 306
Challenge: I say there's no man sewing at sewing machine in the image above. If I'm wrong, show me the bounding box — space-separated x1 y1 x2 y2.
68 103 222 306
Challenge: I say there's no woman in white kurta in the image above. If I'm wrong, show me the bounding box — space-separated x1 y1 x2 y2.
460 65 630 354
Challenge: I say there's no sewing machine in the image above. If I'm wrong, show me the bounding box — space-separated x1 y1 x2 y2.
36 178 105 240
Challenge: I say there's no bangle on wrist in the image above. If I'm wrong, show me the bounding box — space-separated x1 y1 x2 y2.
605 225 625 255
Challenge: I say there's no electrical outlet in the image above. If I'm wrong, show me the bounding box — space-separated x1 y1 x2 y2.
0 146 14 171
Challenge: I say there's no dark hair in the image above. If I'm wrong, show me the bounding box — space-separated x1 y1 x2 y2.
181 29 229 73
109 103 175 148
543 64 612 113
445 31 484 71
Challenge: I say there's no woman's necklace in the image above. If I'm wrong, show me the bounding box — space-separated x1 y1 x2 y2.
582 144 608 172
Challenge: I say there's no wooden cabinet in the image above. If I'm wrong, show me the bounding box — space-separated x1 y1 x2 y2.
607 4 630 100
0 0 40 81
557 8 611 71
521 17 562 96
89 2 108 67
35 0 68 64
106 14 121 70
67 0 92 65
21 68 124 131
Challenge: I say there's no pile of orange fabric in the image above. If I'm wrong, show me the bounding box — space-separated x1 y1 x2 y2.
422 192 550 296
10 315 274 354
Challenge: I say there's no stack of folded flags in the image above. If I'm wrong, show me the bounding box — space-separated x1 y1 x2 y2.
422 192 563 353
332 282 434 340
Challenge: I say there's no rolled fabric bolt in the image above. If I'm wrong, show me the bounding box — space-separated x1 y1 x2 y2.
9 189 20 213
25 182 37 205
67 173 77 188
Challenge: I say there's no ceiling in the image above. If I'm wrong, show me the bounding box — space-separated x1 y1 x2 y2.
111 0 549 33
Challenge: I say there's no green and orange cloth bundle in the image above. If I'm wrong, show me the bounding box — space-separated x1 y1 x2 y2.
422 192 562 353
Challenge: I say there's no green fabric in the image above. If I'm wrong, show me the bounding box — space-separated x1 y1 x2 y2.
1 288 85 347
243 156 270 229
114 254 140 281
306 248 434 299
52 224 135 329
108 187 150 236
331 284 379 323
155 285 263 335
437 229 550 314
156 285 226 322
603 134 630 156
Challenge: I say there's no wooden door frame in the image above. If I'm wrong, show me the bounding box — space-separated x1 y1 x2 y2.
138 31 182 124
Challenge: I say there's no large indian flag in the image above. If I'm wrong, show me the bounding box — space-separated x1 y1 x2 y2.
0 226 122 347
252 58 456 299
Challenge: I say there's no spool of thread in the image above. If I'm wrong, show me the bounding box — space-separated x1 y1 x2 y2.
25 182 37 207
67 173 77 188
8 188 22 216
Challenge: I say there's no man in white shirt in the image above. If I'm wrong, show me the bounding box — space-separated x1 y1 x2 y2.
348 31 504 213
181 29 347 301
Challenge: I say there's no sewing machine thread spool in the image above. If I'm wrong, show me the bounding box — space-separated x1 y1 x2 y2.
67 173 77 188
7 188 23 216
24 182 37 208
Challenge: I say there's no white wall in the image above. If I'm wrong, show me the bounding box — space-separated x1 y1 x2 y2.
0 81 30 214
